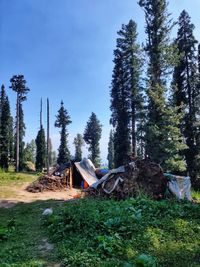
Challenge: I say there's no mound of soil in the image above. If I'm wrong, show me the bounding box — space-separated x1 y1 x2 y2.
86 159 167 200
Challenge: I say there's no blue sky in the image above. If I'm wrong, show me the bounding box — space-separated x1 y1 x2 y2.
1 0 200 163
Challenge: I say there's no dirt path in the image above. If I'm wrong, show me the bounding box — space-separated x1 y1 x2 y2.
0 182 81 208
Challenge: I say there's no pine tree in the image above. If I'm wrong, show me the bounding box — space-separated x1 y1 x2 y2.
0 85 6 164
110 49 131 166
0 86 13 170
117 20 143 155
195 45 200 183
10 75 29 172
110 20 143 166
73 133 84 162
83 112 102 167
24 140 36 163
139 0 186 171
172 10 200 183
107 130 115 169
35 126 46 171
55 101 72 164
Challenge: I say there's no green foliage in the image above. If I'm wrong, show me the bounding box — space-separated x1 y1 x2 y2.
134 254 156 267
24 140 36 163
172 10 200 184
139 1 186 171
0 200 60 267
35 126 46 171
55 101 72 164
110 20 143 166
44 197 200 267
107 130 115 169
0 226 10 241
73 133 84 161
0 85 13 170
10 75 30 172
83 112 102 167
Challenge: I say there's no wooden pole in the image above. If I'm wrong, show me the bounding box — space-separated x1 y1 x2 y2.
70 165 73 188
16 93 19 172
40 98 42 129
47 98 50 175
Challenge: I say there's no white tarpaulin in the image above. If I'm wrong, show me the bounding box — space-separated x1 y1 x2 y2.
75 158 98 186
91 166 125 189
164 173 192 201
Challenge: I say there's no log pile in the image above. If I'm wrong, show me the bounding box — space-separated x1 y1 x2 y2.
27 175 69 193
86 159 167 200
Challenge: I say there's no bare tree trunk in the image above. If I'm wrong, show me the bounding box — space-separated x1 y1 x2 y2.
40 98 43 129
47 98 50 174
131 100 137 156
16 94 19 172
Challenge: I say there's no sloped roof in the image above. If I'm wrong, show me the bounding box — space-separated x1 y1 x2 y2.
75 158 98 186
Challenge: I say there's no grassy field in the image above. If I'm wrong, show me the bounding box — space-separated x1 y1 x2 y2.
0 171 200 267
43 197 200 267
0 170 39 185
0 196 200 267
0 200 63 267
0 170 39 199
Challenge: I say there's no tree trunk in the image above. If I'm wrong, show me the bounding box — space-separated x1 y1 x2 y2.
47 98 50 174
16 93 19 172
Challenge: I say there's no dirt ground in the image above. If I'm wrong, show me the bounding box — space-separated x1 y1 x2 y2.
0 182 81 208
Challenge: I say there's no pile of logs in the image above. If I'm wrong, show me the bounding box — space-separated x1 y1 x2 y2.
86 159 167 200
27 175 69 193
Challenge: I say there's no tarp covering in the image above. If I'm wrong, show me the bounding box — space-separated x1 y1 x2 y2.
75 158 98 186
164 173 192 201
53 162 71 176
91 166 126 189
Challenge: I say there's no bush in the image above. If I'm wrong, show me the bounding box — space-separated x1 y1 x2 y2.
44 197 200 267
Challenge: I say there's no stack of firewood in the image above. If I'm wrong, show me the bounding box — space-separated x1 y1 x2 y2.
27 175 68 193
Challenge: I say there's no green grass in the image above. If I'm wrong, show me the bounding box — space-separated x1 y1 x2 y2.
0 171 38 186
0 171 39 198
0 189 200 267
192 190 200 201
44 197 200 267
0 200 63 267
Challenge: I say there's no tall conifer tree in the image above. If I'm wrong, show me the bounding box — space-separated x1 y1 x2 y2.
35 100 46 171
10 75 29 172
139 0 186 171
83 112 102 167
35 126 46 171
172 10 200 183
73 133 84 162
117 20 143 155
110 20 143 166
0 86 13 170
110 49 131 166
55 101 71 164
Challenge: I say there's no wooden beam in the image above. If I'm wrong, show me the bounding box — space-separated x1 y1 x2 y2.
69 165 73 188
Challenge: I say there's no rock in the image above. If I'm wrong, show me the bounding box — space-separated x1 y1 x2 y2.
42 208 53 216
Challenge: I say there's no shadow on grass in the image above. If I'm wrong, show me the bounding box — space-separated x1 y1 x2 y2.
0 199 65 267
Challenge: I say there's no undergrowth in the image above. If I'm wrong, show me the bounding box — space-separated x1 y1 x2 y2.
44 197 200 267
